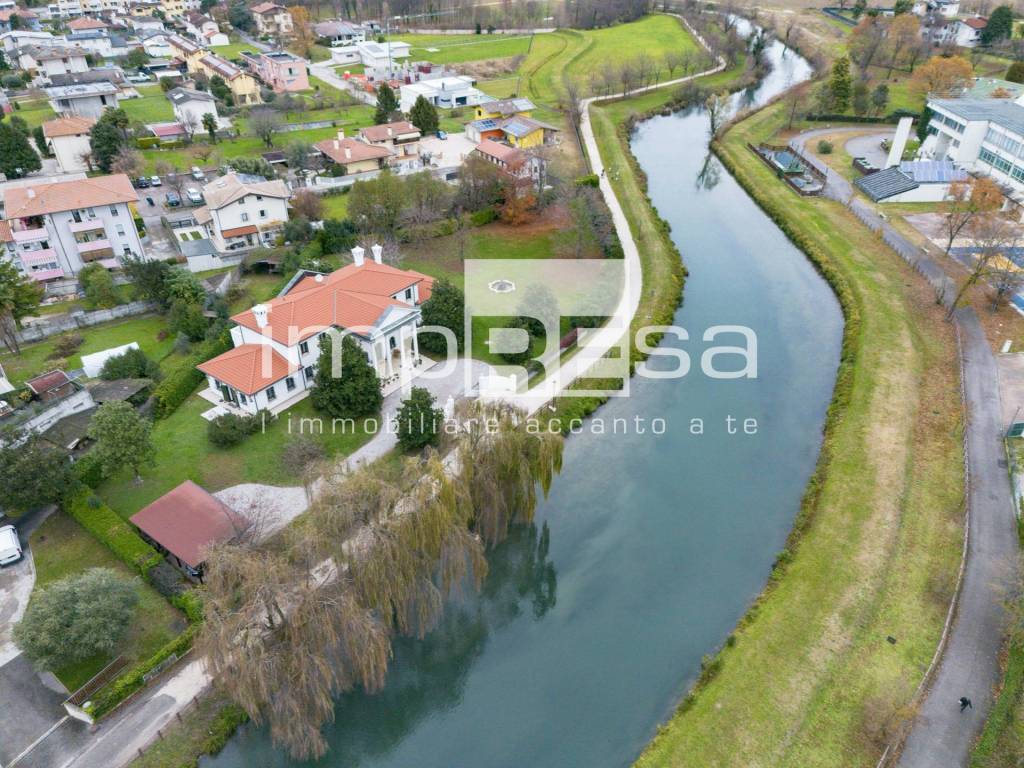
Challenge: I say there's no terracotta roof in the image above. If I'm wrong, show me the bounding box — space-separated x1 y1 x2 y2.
230 261 433 345
359 121 420 143
250 2 285 14
26 369 71 394
474 138 525 166
221 223 258 238
194 205 212 225
42 115 96 138
130 480 248 568
197 343 297 394
201 173 289 210
67 17 106 30
0 8 36 21
963 16 987 29
6 175 136 219
0 221 13 244
314 136 392 165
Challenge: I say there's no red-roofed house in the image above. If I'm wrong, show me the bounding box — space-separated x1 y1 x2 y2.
197 248 433 415
949 16 987 47
250 2 293 37
130 480 249 577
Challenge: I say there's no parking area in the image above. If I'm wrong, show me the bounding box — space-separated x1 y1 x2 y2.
421 131 477 170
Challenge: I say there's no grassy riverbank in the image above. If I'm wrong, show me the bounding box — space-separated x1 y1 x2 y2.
630 101 964 766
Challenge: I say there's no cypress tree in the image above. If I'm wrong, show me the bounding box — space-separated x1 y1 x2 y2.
0 119 40 178
310 333 382 418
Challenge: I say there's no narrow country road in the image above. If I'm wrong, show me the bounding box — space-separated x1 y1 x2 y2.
896 309 1019 767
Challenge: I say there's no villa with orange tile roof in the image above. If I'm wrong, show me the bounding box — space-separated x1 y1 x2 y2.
250 2 293 37
197 247 433 416
314 129 396 174
1 174 147 285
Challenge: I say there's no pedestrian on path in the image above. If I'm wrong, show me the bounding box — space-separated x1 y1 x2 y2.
959 696 972 712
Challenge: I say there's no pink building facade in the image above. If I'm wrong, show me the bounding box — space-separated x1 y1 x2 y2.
242 50 309 93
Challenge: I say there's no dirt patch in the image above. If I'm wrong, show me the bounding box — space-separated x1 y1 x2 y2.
485 202 572 237
459 55 524 79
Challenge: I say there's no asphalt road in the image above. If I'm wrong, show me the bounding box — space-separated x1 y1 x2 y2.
896 309 1019 767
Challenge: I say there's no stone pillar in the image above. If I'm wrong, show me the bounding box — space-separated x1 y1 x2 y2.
411 325 420 362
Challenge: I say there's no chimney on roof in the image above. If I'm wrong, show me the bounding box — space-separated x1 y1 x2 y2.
252 303 269 328
387 127 392 136
26 188 35 198
345 147 352 159
371 243 383 264
351 245 365 267
333 139 339 150
336 129 345 140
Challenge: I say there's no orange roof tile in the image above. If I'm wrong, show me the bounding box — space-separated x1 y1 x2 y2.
314 137 392 165
6 175 137 218
0 221 12 244
197 343 297 395
221 224 258 238
42 115 96 138
359 121 420 143
67 16 106 30
475 139 525 167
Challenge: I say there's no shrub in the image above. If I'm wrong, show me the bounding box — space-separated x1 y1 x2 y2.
817 140 833 155
51 333 84 359
281 435 325 476
135 136 161 149
64 490 163 575
469 206 498 227
99 346 161 381
575 173 600 187
206 411 263 447
396 387 443 451
152 333 232 418
73 451 105 487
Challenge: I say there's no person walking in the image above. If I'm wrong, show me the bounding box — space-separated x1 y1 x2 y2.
959 696 973 712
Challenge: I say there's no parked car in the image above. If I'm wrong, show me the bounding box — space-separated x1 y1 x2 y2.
191 166 204 181
0 524 22 567
150 175 162 187
135 176 151 189
437 130 448 140
165 191 181 207
186 187 203 205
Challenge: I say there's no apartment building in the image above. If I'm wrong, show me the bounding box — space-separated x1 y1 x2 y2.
1 174 146 284
42 115 96 173
195 53 262 104
250 2 293 37
19 45 89 82
193 173 289 252
240 49 308 92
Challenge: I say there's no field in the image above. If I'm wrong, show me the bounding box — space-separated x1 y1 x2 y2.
632 101 964 767
319 191 349 219
0 314 182 386
121 85 175 125
566 14 699 81
14 98 56 129
29 512 185 691
393 32 534 64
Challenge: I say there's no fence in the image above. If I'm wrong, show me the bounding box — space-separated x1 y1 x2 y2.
63 656 128 724
18 301 157 345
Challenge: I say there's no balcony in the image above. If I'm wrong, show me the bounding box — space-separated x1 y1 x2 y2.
68 219 105 234
19 248 58 267
12 227 48 244
76 238 110 253
28 267 64 282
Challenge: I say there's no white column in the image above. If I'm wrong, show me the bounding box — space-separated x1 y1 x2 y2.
386 339 394 377
398 326 409 371
411 325 419 362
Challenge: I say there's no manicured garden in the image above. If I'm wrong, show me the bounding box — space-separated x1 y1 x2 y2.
29 512 185 691
121 85 175 125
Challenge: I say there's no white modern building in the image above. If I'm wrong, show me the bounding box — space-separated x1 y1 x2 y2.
196 251 433 416
399 75 486 111
42 115 96 173
46 82 120 118
193 173 289 253
314 19 366 45
1 174 146 285
331 39 410 68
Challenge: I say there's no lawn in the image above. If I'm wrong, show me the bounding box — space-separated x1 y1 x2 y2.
209 38 256 61
632 100 964 767
98 394 376 520
121 85 175 125
29 512 185 691
319 191 349 219
392 32 534 65
14 98 56 129
971 632 1024 767
565 15 698 83
0 314 180 386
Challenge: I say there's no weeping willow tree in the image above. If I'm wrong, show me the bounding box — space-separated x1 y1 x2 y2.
198 403 563 760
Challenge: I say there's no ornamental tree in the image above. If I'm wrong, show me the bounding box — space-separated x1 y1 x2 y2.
981 5 1014 45
395 387 443 451
0 435 75 515
0 119 41 179
374 82 399 125
310 333 382 418
14 568 138 671
419 278 464 354
409 95 439 134
0 259 43 355
88 401 155 481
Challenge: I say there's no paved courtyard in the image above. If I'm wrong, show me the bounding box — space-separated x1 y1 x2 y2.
843 131 894 169
420 132 477 172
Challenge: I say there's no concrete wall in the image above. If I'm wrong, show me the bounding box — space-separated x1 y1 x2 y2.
17 300 156 344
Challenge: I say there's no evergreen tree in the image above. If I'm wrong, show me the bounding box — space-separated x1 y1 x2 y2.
228 0 253 31
0 259 42 355
981 5 1014 45
1008 60 1024 83
871 83 890 115
202 112 217 143
0 119 40 179
310 334 382 418
0 434 75 515
916 105 932 143
89 109 129 173
32 124 47 156
419 278 464 354
395 387 443 451
374 82 399 125
409 95 439 134
829 56 852 112
852 81 869 115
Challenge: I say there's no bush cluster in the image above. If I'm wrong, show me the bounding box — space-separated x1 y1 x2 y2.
206 411 264 447
64 491 162 576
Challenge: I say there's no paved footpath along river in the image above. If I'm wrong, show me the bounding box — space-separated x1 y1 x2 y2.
204 27 842 768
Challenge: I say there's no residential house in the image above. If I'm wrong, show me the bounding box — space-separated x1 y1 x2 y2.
192 172 289 252
182 11 227 46
473 138 544 183
922 96 1024 197
2 175 146 283
66 16 108 32
331 39 409 69
167 32 203 69
473 96 535 121
48 68 127 89
159 0 187 19
947 16 987 47
913 0 960 17
196 251 433 416
313 19 365 45
195 53 262 104
130 480 248 579
0 30 56 54
140 30 171 57
167 86 226 131
42 115 96 173
398 75 485 112
67 30 130 58
46 81 120 117
128 14 164 33
0 8 40 32
359 120 421 168
19 45 89 83
250 2 293 37
466 114 558 148
240 49 309 92
314 130 393 174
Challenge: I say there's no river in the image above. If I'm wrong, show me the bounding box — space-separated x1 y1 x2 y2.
204 24 839 768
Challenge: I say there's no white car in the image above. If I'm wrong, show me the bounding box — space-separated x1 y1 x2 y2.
186 188 203 205
150 175 162 187
191 166 204 181
0 525 22 567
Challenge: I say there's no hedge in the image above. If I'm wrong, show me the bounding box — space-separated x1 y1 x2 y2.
153 332 232 419
88 623 198 719
805 109 919 124
64 490 162 576
136 136 161 149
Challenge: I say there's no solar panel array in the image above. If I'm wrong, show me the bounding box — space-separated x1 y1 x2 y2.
898 160 969 184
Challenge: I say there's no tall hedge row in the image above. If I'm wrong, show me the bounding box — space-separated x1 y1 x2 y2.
153 333 232 419
64 490 163 576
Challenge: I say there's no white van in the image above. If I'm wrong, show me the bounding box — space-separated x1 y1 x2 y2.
0 525 22 566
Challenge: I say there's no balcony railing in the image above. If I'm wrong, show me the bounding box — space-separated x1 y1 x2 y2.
76 238 110 253
19 248 58 267
12 227 48 244
68 219 105 234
